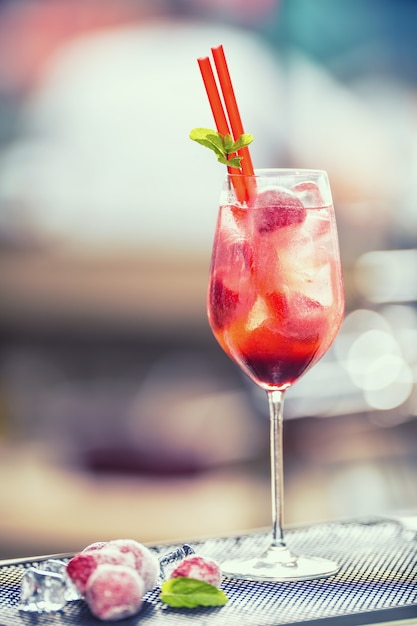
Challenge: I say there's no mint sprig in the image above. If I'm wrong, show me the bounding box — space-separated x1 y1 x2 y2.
190 128 253 167
160 577 228 609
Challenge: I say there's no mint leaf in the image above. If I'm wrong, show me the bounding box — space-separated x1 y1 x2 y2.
222 134 235 153
190 130 224 159
160 577 228 609
224 155 243 168
231 134 253 152
190 128 253 168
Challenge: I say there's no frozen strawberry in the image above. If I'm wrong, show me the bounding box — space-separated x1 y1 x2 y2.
209 278 239 330
170 554 222 587
67 546 134 595
254 188 306 233
85 564 145 621
108 539 159 592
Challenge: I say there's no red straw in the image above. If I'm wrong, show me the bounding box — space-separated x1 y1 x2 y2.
197 46 255 203
197 57 230 139
211 44 255 178
197 57 240 178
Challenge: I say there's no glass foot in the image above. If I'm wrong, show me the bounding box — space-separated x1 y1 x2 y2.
221 544 339 582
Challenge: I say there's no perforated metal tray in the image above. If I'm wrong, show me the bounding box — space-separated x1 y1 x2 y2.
0 518 416 625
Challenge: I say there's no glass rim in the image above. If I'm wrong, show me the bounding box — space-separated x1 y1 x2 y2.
225 168 328 179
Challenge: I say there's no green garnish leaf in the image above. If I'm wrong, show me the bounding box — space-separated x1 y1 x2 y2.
160 577 228 609
231 133 254 152
190 128 253 167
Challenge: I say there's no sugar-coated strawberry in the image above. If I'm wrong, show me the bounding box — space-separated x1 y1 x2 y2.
67 546 134 595
254 188 306 233
85 564 145 621
108 539 159 592
82 541 108 552
170 554 222 587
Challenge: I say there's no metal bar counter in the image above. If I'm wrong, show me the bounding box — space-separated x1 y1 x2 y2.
0 518 416 625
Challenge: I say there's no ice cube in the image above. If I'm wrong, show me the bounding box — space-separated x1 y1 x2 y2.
302 209 331 240
302 261 334 307
292 181 324 207
214 207 252 287
289 249 334 307
277 228 315 280
273 227 333 307
212 233 254 311
246 296 269 331
159 544 195 580
19 567 69 613
43 559 81 601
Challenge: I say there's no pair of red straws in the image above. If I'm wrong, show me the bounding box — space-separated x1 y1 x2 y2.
198 45 255 186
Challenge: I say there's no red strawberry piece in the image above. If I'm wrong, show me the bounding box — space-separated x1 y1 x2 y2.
108 539 159 592
85 564 145 621
209 278 239 330
230 203 247 226
67 546 134 595
265 291 289 318
254 188 306 233
170 554 222 587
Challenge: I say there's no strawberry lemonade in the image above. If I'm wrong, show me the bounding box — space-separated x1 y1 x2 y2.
208 169 344 392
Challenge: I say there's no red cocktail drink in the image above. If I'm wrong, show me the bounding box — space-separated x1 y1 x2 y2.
196 37 344 584
207 170 344 581
208 170 344 393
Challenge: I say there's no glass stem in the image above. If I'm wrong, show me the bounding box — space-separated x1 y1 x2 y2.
267 389 286 548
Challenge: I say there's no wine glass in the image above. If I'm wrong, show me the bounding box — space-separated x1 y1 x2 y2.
207 168 344 581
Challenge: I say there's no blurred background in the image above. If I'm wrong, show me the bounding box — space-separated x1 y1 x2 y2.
0 0 416 558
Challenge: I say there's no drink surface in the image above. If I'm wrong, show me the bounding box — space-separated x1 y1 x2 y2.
207 180 345 391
